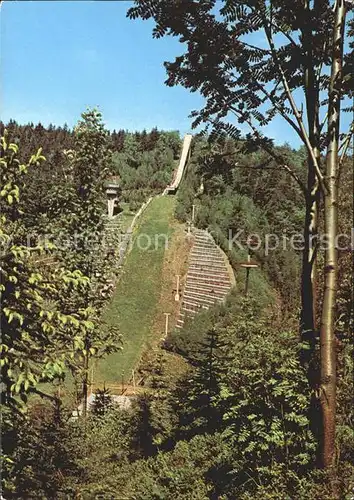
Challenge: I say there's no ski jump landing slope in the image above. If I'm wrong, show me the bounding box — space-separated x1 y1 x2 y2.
164 134 193 195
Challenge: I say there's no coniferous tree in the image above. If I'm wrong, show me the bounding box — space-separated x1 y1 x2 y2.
91 387 113 417
176 328 227 437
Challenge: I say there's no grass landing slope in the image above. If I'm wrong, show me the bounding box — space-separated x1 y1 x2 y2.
95 196 176 385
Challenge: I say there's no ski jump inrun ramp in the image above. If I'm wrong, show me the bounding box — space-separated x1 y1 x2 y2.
163 134 192 195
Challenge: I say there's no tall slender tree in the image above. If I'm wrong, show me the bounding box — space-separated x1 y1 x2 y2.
63 109 118 415
319 0 347 466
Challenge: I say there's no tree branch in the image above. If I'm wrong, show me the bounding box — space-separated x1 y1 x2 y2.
30 387 59 402
234 161 307 187
319 111 329 133
224 66 302 137
224 107 308 196
339 121 354 159
256 83 304 138
269 19 300 50
239 40 270 54
260 10 329 195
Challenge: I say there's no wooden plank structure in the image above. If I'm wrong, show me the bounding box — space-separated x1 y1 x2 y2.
176 229 234 329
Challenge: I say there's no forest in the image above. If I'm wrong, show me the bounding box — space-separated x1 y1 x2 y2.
1 115 352 499
1 0 354 499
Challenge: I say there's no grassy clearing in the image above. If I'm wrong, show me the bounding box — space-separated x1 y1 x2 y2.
95 196 176 385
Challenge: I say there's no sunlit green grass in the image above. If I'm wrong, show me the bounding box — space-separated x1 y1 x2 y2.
95 195 176 384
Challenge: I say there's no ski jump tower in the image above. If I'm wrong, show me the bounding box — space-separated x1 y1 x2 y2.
106 180 120 218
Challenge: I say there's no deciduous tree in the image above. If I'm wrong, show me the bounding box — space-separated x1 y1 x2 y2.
128 0 354 467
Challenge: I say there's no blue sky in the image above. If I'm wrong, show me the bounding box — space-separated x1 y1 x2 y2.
0 1 351 147
1 1 205 135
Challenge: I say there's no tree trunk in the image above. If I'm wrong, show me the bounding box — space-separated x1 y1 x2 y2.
320 0 346 469
301 169 319 364
82 352 89 418
301 0 321 366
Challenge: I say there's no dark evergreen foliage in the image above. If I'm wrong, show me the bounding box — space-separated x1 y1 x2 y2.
91 387 113 417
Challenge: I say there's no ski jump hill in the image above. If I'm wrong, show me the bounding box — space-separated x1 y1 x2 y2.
162 133 234 327
163 134 193 195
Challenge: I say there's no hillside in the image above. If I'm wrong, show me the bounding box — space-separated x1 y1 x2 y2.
95 196 176 385
2 117 352 499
